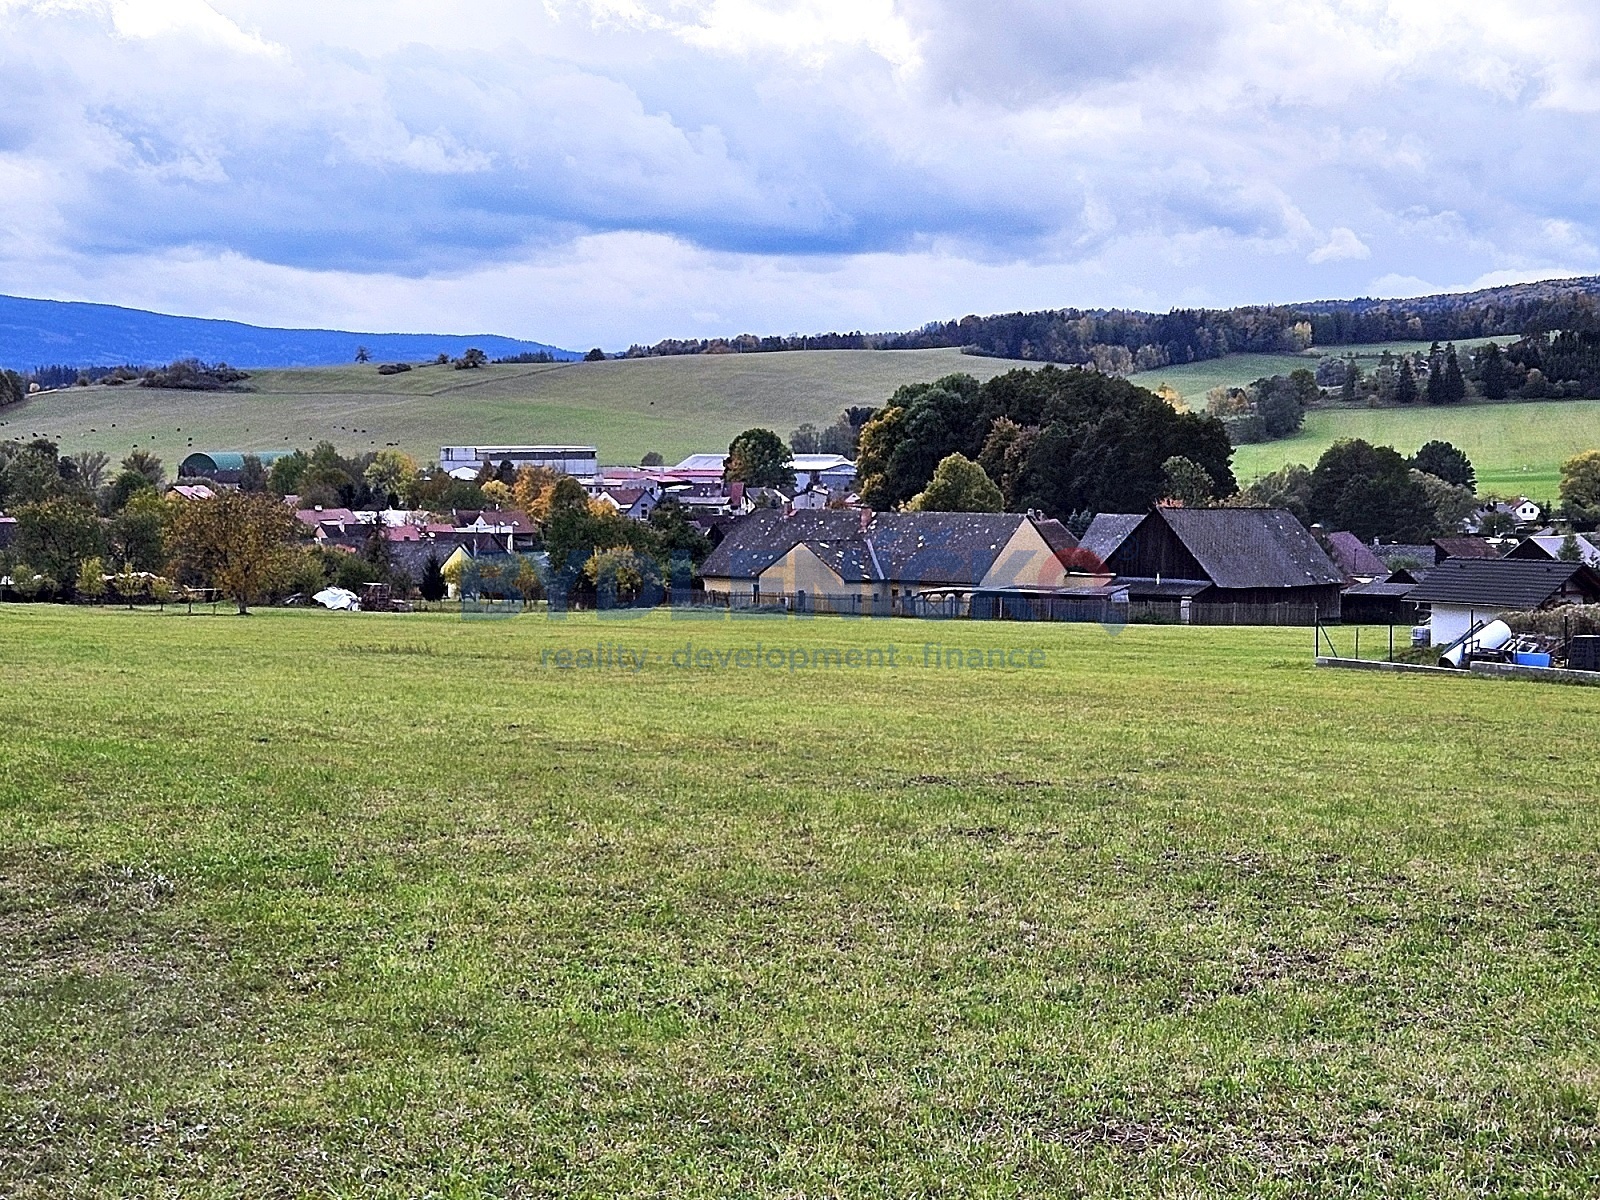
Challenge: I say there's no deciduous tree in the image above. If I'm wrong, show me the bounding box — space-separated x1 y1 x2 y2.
1409 441 1475 490
725 428 795 490
907 453 1003 512
166 491 298 614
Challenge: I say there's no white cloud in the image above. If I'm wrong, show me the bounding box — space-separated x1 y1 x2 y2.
1308 228 1371 264
0 0 1599 346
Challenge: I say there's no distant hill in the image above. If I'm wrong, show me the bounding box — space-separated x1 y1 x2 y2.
625 275 1600 371
0 293 578 371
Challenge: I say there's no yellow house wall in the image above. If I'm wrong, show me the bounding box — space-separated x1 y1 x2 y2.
757 544 875 597
979 523 1067 590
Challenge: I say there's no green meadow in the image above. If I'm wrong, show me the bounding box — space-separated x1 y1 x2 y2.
1230 400 1600 497
0 349 1027 469
3 606 1600 1196
5 338 1598 496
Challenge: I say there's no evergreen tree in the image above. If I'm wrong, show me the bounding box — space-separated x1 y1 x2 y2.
419 552 447 602
1425 342 1446 404
1480 342 1508 400
1442 344 1468 404
1394 358 1419 405
1341 359 1359 403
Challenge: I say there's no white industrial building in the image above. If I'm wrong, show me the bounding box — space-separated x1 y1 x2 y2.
440 445 599 479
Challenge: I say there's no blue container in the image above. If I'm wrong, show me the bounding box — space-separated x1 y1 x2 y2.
1513 652 1553 668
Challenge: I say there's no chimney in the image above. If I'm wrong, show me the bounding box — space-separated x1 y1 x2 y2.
859 507 871 533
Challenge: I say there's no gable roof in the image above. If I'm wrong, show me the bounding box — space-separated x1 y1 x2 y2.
700 510 1038 587
1154 508 1344 589
1407 559 1600 609
1324 531 1389 578
1033 517 1080 559
1434 536 1503 561
1507 534 1600 568
1078 514 1144 563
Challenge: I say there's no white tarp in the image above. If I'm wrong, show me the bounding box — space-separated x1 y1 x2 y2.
313 587 361 611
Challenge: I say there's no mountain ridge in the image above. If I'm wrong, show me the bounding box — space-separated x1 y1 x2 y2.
0 293 578 371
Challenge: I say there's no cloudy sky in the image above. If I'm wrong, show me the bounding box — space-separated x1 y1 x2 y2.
1 0 1597 348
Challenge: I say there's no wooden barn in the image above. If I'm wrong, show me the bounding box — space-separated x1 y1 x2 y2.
1080 507 1345 622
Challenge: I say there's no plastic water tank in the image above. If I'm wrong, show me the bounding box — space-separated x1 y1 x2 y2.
1440 620 1512 668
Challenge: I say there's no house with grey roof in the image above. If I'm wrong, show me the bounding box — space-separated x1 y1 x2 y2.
698 510 1095 609
1504 534 1600 569
1080 507 1345 617
1407 559 1600 646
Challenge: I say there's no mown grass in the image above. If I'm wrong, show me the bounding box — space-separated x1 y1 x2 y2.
3 606 1600 1197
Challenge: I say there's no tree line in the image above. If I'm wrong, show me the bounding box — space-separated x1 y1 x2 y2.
616 277 1600 376
0 437 715 611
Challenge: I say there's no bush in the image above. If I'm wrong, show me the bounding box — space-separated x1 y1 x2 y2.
140 359 251 391
376 363 413 376
1503 606 1600 638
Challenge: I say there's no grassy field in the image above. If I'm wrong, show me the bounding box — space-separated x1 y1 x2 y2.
1231 400 1600 497
4 606 1600 1196
0 349 1027 469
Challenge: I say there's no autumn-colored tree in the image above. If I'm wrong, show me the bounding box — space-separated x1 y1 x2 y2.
583 547 650 604
166 491 298 614
363 448 418 505
513 465 564 522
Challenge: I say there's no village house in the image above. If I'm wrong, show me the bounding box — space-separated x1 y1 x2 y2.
698 510 1091 610
1504 533 1600 568
1323 531 1389 583
1407 558 1600 646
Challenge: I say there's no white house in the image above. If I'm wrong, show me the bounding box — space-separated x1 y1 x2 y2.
1407 559 1600 647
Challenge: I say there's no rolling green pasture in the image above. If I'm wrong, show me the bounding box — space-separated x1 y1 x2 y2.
4 606 1600 1196
4 337 1595 496
0 349 1025 469
1231 400 1600 496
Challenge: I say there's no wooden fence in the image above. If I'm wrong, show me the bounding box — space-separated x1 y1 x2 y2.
682 591 1330 627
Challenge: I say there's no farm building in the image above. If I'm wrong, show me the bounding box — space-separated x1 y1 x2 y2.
439 446 599 479
1079 508 1345 621
1407 559 1600 646
178 450 292 485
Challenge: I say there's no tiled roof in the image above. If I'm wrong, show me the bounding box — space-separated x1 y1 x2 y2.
700 510 1035 586
1377 544 1437 568
1433 537 1503 560
1407 559 1600 608
1033 518 1080 558
1325 531 1389 578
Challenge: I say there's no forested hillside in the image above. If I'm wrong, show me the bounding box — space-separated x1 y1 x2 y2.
626 276 1600 373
